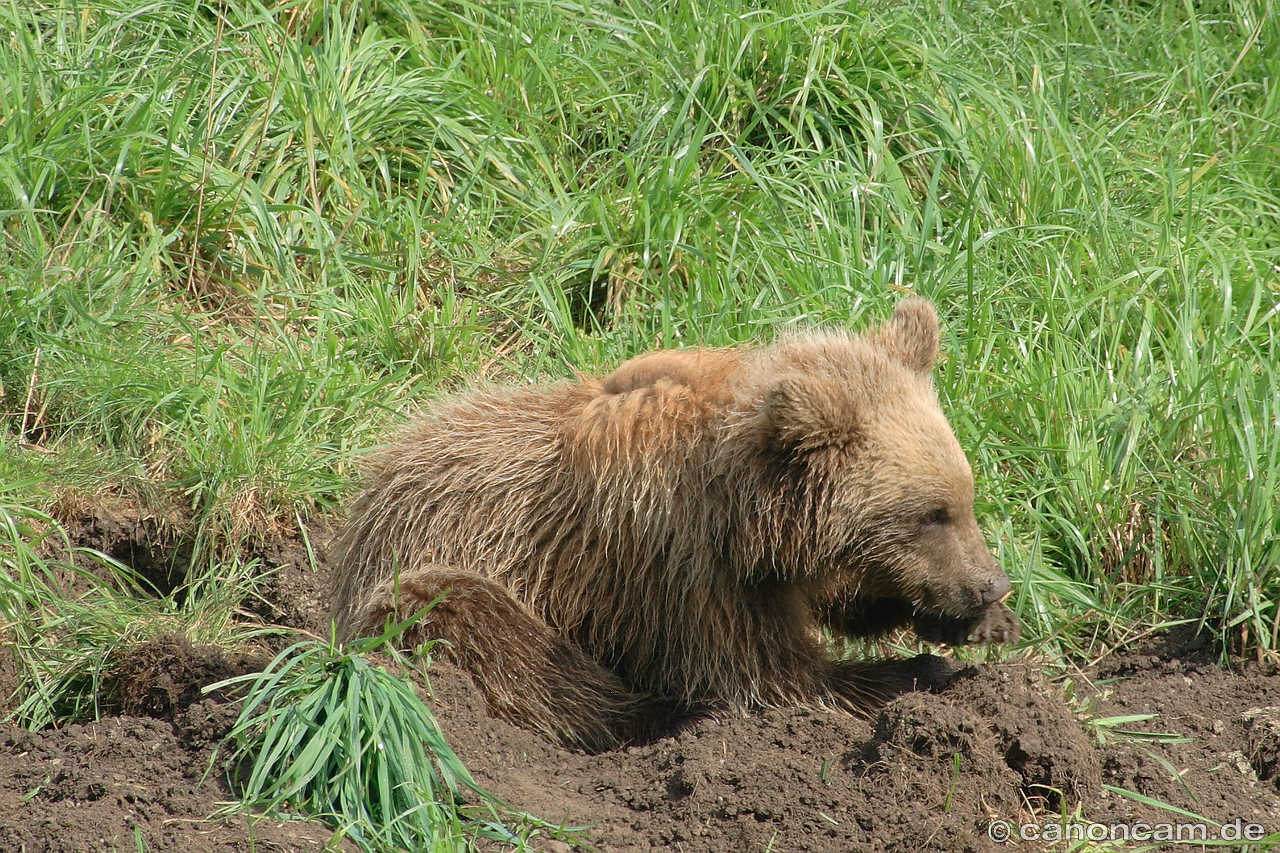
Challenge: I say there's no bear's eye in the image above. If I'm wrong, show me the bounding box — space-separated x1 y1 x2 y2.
921 508 950 527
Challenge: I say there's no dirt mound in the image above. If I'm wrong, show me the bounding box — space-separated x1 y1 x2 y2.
428 661 1098 853
102 633 262 720
7 631 1280 853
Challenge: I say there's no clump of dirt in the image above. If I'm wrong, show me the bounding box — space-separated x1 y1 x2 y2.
1240 707 1280 792
101 633 263 721
870 663 1100 816
940 665 1100 809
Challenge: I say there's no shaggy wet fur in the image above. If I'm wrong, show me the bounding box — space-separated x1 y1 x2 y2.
331 300 1018 752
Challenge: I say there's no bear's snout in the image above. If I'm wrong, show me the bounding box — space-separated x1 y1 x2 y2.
980 571 1011 605
907 555 1011 619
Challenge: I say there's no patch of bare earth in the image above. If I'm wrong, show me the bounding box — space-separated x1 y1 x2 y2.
432 652 1279 852
1083 632 1280 837
0 635 359 853
3 519 1278 851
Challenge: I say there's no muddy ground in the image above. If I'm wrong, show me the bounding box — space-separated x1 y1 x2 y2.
2 519 1278 852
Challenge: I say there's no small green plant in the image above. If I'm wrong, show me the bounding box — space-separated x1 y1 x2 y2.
209 624 555 851
1086 713 1194 747
943 752 962 812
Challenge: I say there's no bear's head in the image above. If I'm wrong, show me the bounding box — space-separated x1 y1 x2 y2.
749 300 1010 626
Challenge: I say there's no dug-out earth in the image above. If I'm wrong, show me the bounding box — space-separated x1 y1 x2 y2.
1 518 1278 852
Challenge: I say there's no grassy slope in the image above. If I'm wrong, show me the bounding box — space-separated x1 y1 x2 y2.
1 0 1277 680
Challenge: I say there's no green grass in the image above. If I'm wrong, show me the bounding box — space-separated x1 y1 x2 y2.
211 629 559 851
2 0 1278 845
0 494 266 728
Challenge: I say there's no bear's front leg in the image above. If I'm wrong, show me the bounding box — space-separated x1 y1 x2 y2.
825 655 959 712
347 566 637 753
912 600 1021 646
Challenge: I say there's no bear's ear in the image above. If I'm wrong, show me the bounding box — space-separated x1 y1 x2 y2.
764 374 863 451
877 298 939 373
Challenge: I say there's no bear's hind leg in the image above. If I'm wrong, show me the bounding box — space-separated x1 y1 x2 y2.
347 566 635 753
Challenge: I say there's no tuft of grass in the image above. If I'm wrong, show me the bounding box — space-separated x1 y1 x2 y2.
210 626 560 852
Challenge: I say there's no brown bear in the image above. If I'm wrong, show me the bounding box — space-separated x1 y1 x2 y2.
330 299 1019 752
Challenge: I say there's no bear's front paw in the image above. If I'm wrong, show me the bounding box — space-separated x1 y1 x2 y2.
912 600 1020 646
967 600 1020 644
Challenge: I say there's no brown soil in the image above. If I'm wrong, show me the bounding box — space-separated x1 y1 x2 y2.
3 516 1279 852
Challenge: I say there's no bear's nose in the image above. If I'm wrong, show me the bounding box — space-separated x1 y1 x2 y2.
981 573 1012 604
